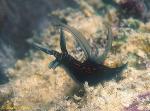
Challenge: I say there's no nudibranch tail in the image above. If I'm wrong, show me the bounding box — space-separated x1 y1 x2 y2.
109 63 127 77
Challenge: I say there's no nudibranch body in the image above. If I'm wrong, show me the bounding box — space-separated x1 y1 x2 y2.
33 23 127 86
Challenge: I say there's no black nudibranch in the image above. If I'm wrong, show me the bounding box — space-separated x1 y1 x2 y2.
33 23 127 86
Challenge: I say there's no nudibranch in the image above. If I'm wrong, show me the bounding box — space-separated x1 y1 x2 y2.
33 23 127 86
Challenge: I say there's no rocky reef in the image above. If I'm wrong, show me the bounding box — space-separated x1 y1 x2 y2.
0 0 150 111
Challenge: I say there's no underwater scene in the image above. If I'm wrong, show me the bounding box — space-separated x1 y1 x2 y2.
0 0 150 111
